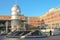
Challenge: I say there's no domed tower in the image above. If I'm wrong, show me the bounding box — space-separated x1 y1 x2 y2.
11 5 21 31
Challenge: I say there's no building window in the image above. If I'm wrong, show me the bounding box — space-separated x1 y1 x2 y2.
59 14 60 16
1 16 4 20
54 10 60 14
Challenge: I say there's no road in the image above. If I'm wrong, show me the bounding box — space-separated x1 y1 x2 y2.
0 35 60 40
22 35 60 40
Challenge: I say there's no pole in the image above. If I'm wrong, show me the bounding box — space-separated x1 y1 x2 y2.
6 21 8 33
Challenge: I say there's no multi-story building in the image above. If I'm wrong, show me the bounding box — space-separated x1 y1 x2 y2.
0 15 26 32
28 8 60 29
28 16 40 27
27 16 45 30
43 8 60 29
0 8 60 31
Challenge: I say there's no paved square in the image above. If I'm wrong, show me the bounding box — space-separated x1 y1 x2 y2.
0 35 60 40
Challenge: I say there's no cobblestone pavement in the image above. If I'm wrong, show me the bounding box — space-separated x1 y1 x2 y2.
0 35 60 40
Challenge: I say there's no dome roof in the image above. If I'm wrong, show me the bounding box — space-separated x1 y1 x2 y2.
11 5 20 12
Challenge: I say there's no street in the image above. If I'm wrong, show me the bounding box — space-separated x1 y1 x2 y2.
22 35 60 40
0 35 60 40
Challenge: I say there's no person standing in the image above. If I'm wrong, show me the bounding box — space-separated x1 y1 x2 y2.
50 30 52 36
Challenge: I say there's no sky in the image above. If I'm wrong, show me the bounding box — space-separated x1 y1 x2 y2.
0 0 60 16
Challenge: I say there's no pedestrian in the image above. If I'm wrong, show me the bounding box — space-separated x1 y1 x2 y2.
50 30 52 36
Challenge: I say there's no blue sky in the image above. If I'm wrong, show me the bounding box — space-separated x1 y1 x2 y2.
0 0 60 16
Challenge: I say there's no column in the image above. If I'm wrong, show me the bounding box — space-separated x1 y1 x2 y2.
5 21 8 33
23 22 26 31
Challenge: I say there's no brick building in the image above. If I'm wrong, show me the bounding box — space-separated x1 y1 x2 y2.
28 8 60 29
0 8 60 31
42 8 60 29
